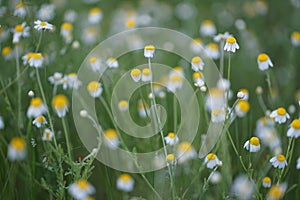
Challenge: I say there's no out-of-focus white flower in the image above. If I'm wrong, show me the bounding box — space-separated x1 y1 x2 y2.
87 81 103 98
269 107 290 124
231 174 255 200
291 31 300 46
23 52 44 68
206 43 220 59
61 22 73 38
0 116 4 129
200 20 216 37
286 119 300 138
13 22 30 44
63 73 82 90
68 179 95 200
42 128 54 141
211 109 226 123
262 177 271 188
267 183 287 200
296 157 300 170
167 74 183 92
217 78 230 91
130 68 141 82
33 115 47 128
144 45 155 58
88 7 102 24
237 89 249 100
2 46 14 60
52 94 68 118
257 53 273 71
204 153 222 169
141 68 152 82
106 57 118 68
210 171 222 184
224 37 239 53
103 129 119 149
176 142 197 164
118 100 129 112
190 38 203 53
235 100 250 118
270 154 287 169
193 71 205 87
64 10 77 23
138 100 149 118
117 174 134 192
14 2 26 18
164 132 179 146
214 32 232 42
8 137 26 161
88 56 102 72
191 56 204 71
34 20 53 31
243 137 260 152
37 4 55 21
48 72 63 85
206 87 225 112
27 97 48 118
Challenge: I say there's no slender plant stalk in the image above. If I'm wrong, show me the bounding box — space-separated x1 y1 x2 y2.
15 45 23 131
62 117 73 159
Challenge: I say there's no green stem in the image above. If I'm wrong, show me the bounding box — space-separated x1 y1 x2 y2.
220 40 225 77
173 95 177 132
15 45 23 131
227 52 231 83
266 71 273 98
35 32 43 52
62 117 73 159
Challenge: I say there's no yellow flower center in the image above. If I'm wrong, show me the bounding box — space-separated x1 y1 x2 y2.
52 94 68 109
208 43 218 50
31 53 42 59
178 142 193 152
87 81 100 92
202 20 214 26
104 129 118 139
209 87 223 97
211 109 220 116
90 7 101 14
291 119 300 129
258 53 268 62
206 153 216 160
144 45 155 51
263 177 271 183
192 56 201 64
193 72 203 79
126 20 136 28
226 37 236 44
15 24 24 32
268 185 283 198
68 73 77 77
61 22 73 30
276 154 286 162
131 69 141 77
170 75 182 82
168 132 175 138
45 131 51 139
16 2 24 8
40 22 47 27
76 179 89 190
35 116 46 123
119 174 132 182
249 137 260 146
118 100 128 108
2 47 11 56
11 137 26 150
30 97 43 107
292 31 300 40
238 100 250 112
167 154 175 161
89 57 97 64
142 68 151 76
174 66 182 72
277 107 286 116
239 88 248 94
193 38 202 44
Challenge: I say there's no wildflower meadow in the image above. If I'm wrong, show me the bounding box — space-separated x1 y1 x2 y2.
1 0 300 199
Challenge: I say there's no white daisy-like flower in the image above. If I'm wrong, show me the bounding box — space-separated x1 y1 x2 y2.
287 119 300 138
267 183 287 200
106 57 119 68
205 43 220 59
12 22 30 43
48 72 63 85
88 56 102 72
214 32 232 42
176 142 197 164
191 56 204 71
167 74 183 93
125 19 136 29
32 115 47 128
22 53 44 68
164 132 179 146
65 73 82 90
88 7 102 24
37 4 55 21
296 157 300 170
257 53 273 71
0 116 4 129
141 68 152 82
224 37 239 53
138 100 149 118
211 109 226 123
117 174 134 192
217 78 230 91
190 38 203 54
68 179 95 200
270 154 287 169
103 129 119 149
14 2 26 18
87 81 103 98
205 87 226 112
209 171 222 184
237 89 249 100
262 177 271 188
144 45 155 58
7 137 26 161
52 94 68 118
235 100 250 118
166 153 176 166
130 68 141 82
64 10 77 23
27 97 48 118
231 175 255 200
200 20 216 37
204 153 222 169
118 100 129 112
243 137 260 152
2 46 14 60
193 71 205 87
61 22 73 38
269 107 290 124
291 31 300 47
34 20 53 31
42 128 54 141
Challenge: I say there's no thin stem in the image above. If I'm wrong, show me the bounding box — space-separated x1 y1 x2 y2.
62 117 73 159
220 40 225 77
35 31 43 52
227 52 231 83
15 45 23 131
266 71 273 98
173 95 177 132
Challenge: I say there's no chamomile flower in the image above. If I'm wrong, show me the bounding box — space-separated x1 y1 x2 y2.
144 45 155 58
88 56 102 72
224 37 239 53
200 20 216 37
8 137 26 161
125 19 136 29
117 174 134 192
262 177 271 188
13 22 30 43
61 22 73 37
130 68 141 82
267 184 287 200
191 56 204 71
64 10 77 23
88 7 102 24
48 72 63 85
0 116 4 129
193 71 205 87
14 2 26 18
206 87 226 112
231 175 255 200
138 100 149 118
237 89 249 100
167 74 183 92
164 132 179 146
37 4 55 21
65 73 82 90
106 57 119 68
118 100 129 112
291 31 300 46
211 109 226 123
217 78 230 91
87 81 103 98
235 100 250 117
23 53 44 68
103 129 119 149
214 32 232 42
243 137 260 152
205 153 222 169
190 38 203 53
270 107 290 124
296 157 300 170
42 128 54 141
52 94 69 118
176 142 197 164
287 119 300 138
141 68 152 82
257 53 273 71
68 179 95 200
270 154 287 169
166 153 176 165
27 97 48 118
206 43 220 59
33 115 47 128
81 26 97 45
34 20 53 31
2 46 13 60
